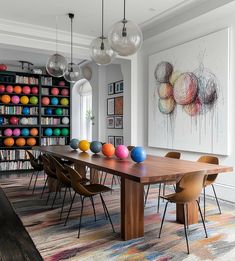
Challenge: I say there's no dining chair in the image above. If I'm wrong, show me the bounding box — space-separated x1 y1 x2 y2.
65 165 115 238
145 151 181 211
158 170 208 254
197 155 220 219
26 150 44 194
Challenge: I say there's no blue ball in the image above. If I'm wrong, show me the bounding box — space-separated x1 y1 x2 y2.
90 141 102 154
45 108 53 115
69 138 79 150
0 117 4 125
22 107 30 115
44 128 53 136
51 97 59 105
131 147 146 163
21 128 29 136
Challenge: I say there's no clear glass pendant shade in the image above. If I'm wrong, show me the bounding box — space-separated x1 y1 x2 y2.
64 63 82 83
46 53 67 77
108 19 143 56
90 37 116 65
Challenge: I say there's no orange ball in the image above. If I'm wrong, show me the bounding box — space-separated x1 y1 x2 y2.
27 137 36 146
102 143 115 157
14 85 22 94
1 94 11 104
30 128 38 136
4 137 14 147
16 137 26 146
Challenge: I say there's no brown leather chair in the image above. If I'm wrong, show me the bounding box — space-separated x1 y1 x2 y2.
158 170 208 254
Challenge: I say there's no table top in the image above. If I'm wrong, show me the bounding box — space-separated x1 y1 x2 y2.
34 145 233 184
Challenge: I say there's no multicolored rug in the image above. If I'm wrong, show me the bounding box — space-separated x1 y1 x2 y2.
1 173 235 261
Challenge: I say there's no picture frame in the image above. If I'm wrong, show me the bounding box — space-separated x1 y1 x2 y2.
108 136 115 145
107 116 115 128
107 98 114 115
115 116 123 129
115 136 123 147
108 83 114 95
114 81 124 94
114 96 123 115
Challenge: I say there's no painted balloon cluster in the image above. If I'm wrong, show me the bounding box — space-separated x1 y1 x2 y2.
154 61 218 116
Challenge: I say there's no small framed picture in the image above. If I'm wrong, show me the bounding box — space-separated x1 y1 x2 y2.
107 98 114 115
107 116 115 128
108 136 115 145
114 96 123 115
115 136 123 147
115 116 123 129
108 83 114 95
115 81 124 94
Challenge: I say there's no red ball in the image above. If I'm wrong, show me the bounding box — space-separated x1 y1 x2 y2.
0 64 7 71
0 85 5 93
31 86 38 94
22 86 31 94
61 88 69 96
51 87 59 95
10 116 19 125
102 143 115 157
6 85 13 93
42 97 50 105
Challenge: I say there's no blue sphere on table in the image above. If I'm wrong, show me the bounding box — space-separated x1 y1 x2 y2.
44 128 53 136
22 107 30 115
21 128 29 136
90 141 102 154
45 108 53 115
131 147 146 163
70 138 79 150
51 97 59 105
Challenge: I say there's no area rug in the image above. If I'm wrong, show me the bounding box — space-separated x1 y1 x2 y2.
1 173 235 261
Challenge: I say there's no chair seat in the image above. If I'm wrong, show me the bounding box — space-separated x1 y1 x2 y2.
84 184 111 194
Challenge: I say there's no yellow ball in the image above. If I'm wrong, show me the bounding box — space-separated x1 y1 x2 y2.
79 140 90 152
20 96 29 105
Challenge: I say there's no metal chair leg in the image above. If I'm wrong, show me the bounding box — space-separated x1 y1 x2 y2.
144 184 150 205
51 181 60 209
60 187 67 220
28 172 34 190
68 187 72 199
196 200 208 238
158 201 168 238
40 176 48 199
100 194 115 233
78 196 85 238
102 173 108 185
90 196 97 222
64 192 76 226
211 184 222 214
203 187 206 220
46 191 51 205
111 176 115 193
157 183 162 213
32 171 39 194
100 196 108 220
186 203 189 229
183 204 190 254
162 183 166 201
99 172 104 184
173 184 176 192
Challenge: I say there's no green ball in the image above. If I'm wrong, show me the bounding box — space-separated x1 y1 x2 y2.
55 108 63 115
60 98 69 106
30 96 38 105
61 128 69 136
53 128 61 136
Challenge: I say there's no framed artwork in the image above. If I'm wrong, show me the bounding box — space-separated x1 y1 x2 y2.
114 96 123 115
107 117 114 128
107 98 114 115
108 136 115 145
108 83 114 95
115 136 123 147
148 28 229 155
115 81 124 94
115 116 123 129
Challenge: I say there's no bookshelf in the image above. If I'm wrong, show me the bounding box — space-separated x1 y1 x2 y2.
0 71 71 172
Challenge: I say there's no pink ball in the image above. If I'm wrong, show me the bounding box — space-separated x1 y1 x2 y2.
13 128 21 136
115 145 129 160
11 95 20 104
0 85 5 93
31 86 38 94
51 87 59 95
6 85 13 93
42 97 50 105
22 86 31 94
61 88 69 96
4 128 13 136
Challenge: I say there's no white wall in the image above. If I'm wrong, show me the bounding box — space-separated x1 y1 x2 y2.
137 2 235 202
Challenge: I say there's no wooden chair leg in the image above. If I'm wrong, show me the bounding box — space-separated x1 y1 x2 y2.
158 201 168 238
211 184 222 214
183 204 190 254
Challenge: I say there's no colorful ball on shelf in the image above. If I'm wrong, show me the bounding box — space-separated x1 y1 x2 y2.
4 137 14 147
62 117 69 125
21 128 29 136
115 145 129 160
14 85 22 94
61 128 69 136
22 86 31 94
4 128 13 137
16 137 26 146
102 143 115 157
6 85 13 93
20 96 29 105
0 64 7 71
42 97 50 105
59 81 66 86
0 85 5 93
51 97 59 105
90 141 102 154
30 96 38 105
51 87 59 95
44 128 53 136
20 117 29 125
22 107 30 115
0 117 4 125
27 137 36 146
31 86 38 94
45 108 53 115
53 128 61 136
1 94 11 104
79 140 90 152
11 95 20 104
60 98 69 106
61 88 69 96
131 147 146 163
9 116 19 125
30 128 38 136
55 108 62 115
70 138 79 150
12 128 21 136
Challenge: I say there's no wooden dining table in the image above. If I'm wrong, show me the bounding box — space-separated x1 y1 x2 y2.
34 145 233 241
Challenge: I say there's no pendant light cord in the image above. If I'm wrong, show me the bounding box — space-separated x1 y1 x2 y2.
56 16 58 54
123 0 126 21
70 15 73 64
122 0 127 37
101 0 104 50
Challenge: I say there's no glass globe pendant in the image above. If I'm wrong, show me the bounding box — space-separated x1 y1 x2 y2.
108 0 143 56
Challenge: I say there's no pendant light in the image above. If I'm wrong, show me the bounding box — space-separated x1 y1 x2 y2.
64 13 82 83
90 0 116 65
46 16 67 77
108 0 143 56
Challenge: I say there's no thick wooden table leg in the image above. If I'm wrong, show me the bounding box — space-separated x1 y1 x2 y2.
74 164 86 179
121 178 144 240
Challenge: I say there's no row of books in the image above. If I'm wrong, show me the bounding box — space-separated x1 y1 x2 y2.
41 108 69 115
0 105 39 115
0 161 33 171
0 149 40 161
41 137 66 146
41 76 53 86
41 117 63 125
16 75 39 85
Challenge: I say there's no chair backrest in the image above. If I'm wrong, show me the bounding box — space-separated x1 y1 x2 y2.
165 151 181 159
127 146 135 151
40 154 57 178
26 150 42 169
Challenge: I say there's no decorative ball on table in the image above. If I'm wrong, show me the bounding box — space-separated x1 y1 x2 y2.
27 137 36 146
70 138 79 150
115 145 129 160
30 128 38 136
21 128 29 136
16 137 26 146
53 128 61 136
51 97 59 105
90 141 102 154
31 86 38 94
12 128 21 136
1 94 11 104
55 108 63 116
131 147 146 163
102 143 115 157
6 85 13 93
51 87 59 95
14 85 22 94
60 98 69 106
11 95 20 104
20 117 29 125
62 117 69 125
22 107 30 115
44 128 53 136
45 107 53 115
61 128 69 136
79 140 90 152
20 95 29 105
0 85 5 93
4 137 14 147
4 128 13 137
42 97 50 106
61 88 69 96
9 116 19 125
0 117 4 125
22 86 31 94
30 96 38 105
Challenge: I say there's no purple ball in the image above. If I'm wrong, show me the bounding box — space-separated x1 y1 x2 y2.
4 128 13 136
12 128 21 136
11 95 20 104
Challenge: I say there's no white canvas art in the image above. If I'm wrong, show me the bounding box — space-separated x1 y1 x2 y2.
148 28 229 155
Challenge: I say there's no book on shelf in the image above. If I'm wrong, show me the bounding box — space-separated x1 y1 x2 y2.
41 137 66 146
0 149 40 161
0 161 33 171
41 117 61 125
15 75 39 85
41 76 52 86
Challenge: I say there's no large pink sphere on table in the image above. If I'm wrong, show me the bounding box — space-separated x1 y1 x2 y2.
61 88 69 96
11 95 20 104
6 85 13 93
115 145 129 160
13 128 21 136
31 86 38 94
22 86 31 94
4 128 13 136
51 87 59 95
42 97 50 105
